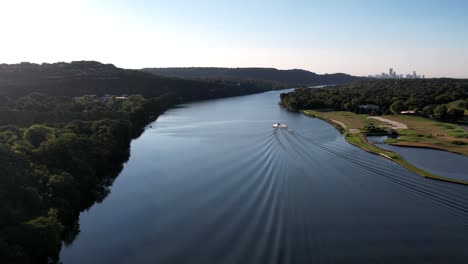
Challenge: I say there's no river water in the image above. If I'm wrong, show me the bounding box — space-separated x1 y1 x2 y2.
60 90 468 263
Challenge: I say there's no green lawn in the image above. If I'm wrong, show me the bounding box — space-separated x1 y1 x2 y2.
382 115 468 155
303 110 468 155
303 110 386 131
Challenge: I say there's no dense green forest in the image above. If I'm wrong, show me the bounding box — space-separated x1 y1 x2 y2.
280 79 468 121
0 61 272 263
142 67 364 87
0 61 270 99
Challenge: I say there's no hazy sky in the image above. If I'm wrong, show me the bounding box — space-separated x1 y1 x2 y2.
1 0 468 77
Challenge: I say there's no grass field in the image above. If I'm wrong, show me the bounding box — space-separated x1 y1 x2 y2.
302 110 385 131
381 115 468 155
303 109 468 155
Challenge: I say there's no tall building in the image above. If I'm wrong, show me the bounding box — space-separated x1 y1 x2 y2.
371 68 424 79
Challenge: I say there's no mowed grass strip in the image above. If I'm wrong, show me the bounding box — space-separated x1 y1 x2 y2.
303 110 385 131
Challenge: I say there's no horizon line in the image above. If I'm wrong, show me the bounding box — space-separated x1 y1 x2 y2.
3 59 468 79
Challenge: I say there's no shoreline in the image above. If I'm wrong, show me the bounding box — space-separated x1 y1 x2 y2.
302 110 468 186
387 141 466 156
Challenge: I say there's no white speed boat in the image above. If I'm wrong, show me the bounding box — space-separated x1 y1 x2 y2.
272 123 288 128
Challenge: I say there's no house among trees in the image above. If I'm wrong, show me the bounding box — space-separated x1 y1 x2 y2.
358 104 380 110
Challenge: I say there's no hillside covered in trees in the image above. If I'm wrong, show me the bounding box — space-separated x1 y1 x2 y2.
142 67 364 87
0 61 273 263
0 61 271 100
280 79 468 121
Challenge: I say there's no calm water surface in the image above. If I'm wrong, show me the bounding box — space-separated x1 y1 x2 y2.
61 90 468 263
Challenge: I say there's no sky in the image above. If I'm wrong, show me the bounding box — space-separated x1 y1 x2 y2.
1 0 468 78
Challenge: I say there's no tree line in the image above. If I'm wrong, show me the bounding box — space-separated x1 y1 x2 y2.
0 94 172 263
280 79 468 121
142 67 364 86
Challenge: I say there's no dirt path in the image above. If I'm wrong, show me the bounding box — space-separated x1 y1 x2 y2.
331 119 346 129
331 119 359 133
368 116 408 130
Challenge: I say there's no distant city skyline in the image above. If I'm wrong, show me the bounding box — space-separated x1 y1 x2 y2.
369 68 425 79
1 0 468 78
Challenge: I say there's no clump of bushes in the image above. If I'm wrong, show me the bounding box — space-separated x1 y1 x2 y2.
363 123 388 135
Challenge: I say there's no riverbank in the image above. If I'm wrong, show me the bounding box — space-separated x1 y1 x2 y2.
302 110 468 185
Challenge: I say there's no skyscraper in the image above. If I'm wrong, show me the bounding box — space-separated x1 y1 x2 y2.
372 68 424 79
